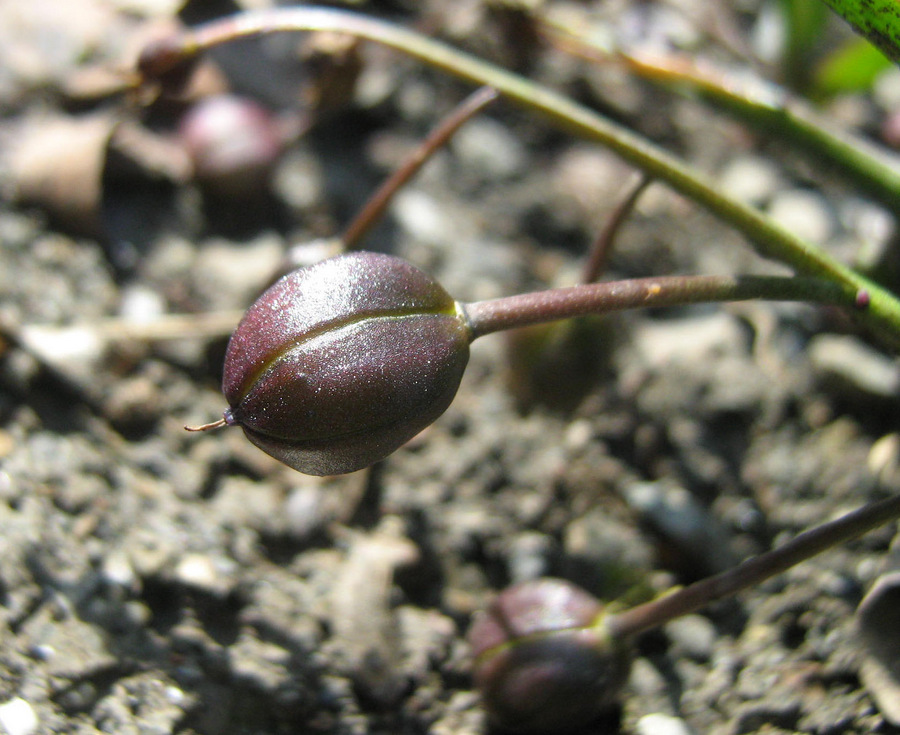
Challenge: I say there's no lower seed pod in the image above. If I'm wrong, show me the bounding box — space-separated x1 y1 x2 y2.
179 94 284 199
219 251 472 476
468 578 632 734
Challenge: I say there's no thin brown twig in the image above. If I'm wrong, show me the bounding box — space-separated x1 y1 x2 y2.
342 85 499 250
607 492 900 639
581 173 653 284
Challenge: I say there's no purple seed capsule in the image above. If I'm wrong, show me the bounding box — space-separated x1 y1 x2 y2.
221 251 471 475
468 578 632 733
179 94 283 198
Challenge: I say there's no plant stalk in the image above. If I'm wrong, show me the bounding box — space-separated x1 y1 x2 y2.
138 7 900 346
463 274 859 339
342 85 499 249
540 26 900 209
605 492 900 640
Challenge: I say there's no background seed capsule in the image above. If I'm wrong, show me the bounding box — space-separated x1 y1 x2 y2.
468 578 632 733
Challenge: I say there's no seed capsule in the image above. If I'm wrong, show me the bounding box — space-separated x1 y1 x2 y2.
468 578 632 733
221 251 471 475
178 94 284 199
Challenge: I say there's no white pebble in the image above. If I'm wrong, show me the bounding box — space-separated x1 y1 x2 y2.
719 155 781 206
873 67 900 111
174 554 237 597
452 118 526 178
285 484 328 539
19 324 102 365
165 686 187 705
809 334 900 398
564 419 594 451
175 554 217 588
767 188 834 245
393 190 452 247
635 713 694 735
101 551 138 590
451 118 526 180
118 284 165 323
0 698 38 735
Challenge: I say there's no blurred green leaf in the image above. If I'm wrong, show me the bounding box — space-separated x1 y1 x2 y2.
812 36 892 96
779 0 828 89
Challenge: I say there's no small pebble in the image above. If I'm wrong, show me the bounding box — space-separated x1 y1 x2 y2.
564 419 594 452
664 614 717 661
506 531 554 583
451 117 526 180
635 712 693 735
630 312 744 370
0 698 38 735
719 155 781 206
393 190 453 247
193 235 284 308
623 481 736 574
118 284 165 323
767 188 834 245
284 484 329 540
165 686 187 706
100 551 139 591
174 554 218 588
873 67 900 112
628 657 669 700
809 334 900 400
868 433 900 482
856 571 900 726
173 554 236 597
19 324 102 367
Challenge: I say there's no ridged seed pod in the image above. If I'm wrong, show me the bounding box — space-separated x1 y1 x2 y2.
222 252 471 475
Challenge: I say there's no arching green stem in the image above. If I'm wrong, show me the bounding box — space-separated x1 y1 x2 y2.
139 7 900 347
539 26 900 209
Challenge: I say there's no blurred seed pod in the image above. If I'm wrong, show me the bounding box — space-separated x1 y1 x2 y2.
504 316 615 412
484 0 544 71
857 568 900 726
177 93 292 200
468 578 631 733
298 31 364 114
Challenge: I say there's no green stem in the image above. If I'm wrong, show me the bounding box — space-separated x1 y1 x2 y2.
818 0 900 65
542 30 900 209
464 274 857 339
140 7 900 347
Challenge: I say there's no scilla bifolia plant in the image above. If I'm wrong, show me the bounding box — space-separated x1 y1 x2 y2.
194 250 855 476
467 492 900 732
140 5 900 731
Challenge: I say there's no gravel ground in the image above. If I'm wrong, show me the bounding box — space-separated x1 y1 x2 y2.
1 1 899 734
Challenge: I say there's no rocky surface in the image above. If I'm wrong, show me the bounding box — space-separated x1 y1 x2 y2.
0 1 899 734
